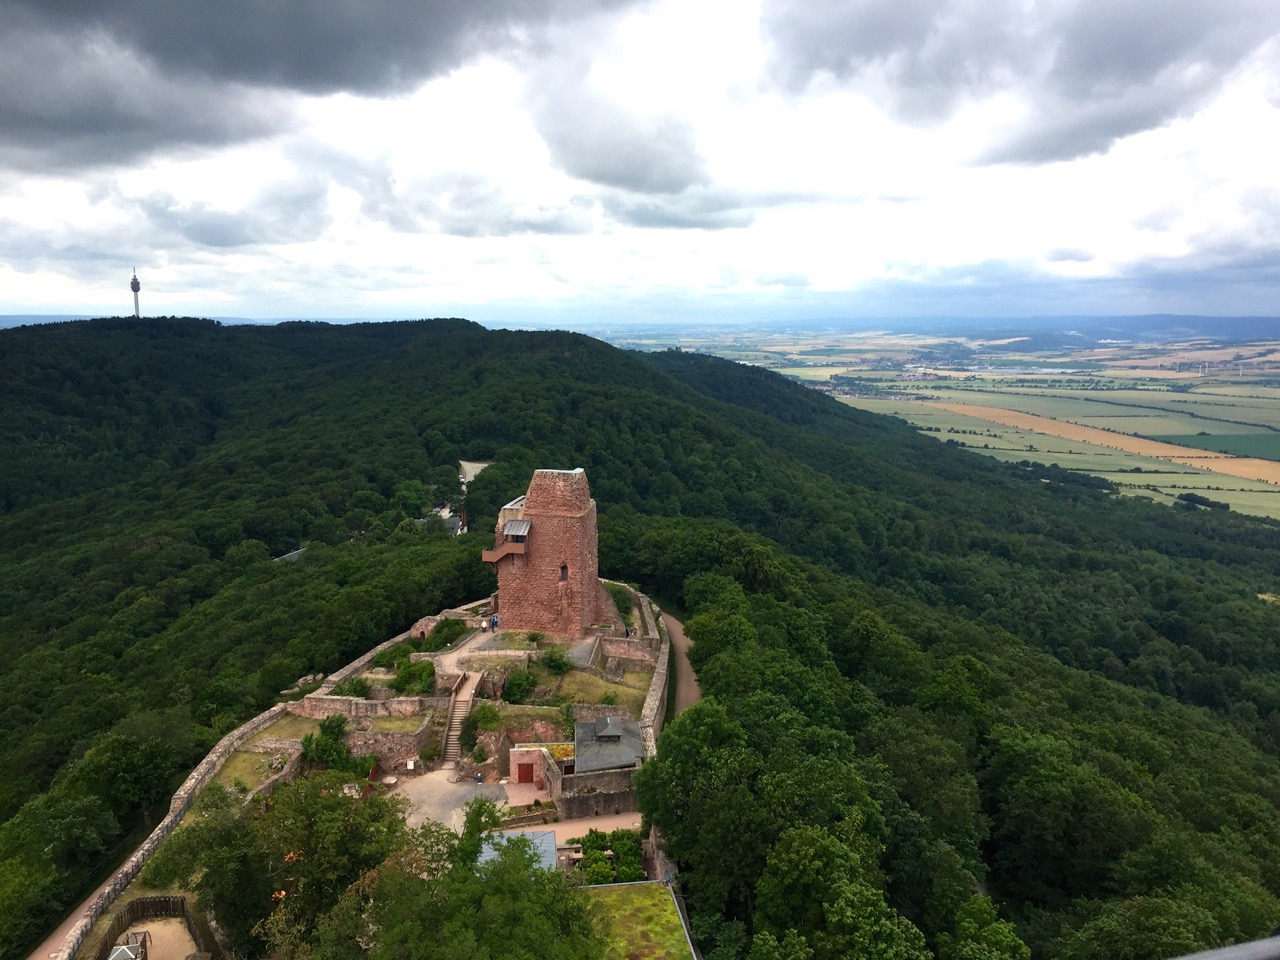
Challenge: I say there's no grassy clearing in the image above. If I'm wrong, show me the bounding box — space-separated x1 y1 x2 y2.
249 713 320 742
591 883 694 960
492 631 540 650
213 751 280 792
554 671 647 715
621 670 654 688
370 714 428 733
497 704 566 725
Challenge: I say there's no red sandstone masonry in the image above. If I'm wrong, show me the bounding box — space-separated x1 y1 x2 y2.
486 469 621 637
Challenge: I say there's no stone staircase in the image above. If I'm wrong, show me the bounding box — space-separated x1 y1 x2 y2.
441 673 477 768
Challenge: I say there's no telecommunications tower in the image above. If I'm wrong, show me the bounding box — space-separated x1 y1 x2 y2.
130 269 141 318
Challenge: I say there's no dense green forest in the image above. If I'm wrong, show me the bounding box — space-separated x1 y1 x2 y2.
3 317 1280 959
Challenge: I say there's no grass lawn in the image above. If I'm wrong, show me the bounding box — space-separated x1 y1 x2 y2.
554 672 647 715
621 670 654 688
213 750 282 793
493 631 540 650
591 883 694 960
498 704 567 725
250 713 320 742
370 714 428 733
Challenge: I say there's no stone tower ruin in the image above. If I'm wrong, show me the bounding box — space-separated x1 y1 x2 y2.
482 468 620 637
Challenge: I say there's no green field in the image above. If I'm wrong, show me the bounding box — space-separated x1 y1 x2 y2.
1155 434 1280 459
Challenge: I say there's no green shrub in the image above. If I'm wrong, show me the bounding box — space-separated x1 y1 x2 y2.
600 692 617 706
472 701 501 730
371 642 414 669
389 658 436 695
422 617 470 651
330 676 371 698
540 647 573 676
502 669 537 704
471 745 487 763
606 583 633 618
527 631 545 645
459 713 480 753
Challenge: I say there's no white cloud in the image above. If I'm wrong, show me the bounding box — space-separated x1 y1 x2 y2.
1 2 1279 319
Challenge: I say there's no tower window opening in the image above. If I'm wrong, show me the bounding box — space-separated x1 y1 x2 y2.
560 564 568 582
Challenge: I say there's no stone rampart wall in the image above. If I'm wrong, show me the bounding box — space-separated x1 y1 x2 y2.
285 695 428 719
639 634 670 760
319 630 414 692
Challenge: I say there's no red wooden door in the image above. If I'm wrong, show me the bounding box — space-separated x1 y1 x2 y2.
517 763 534 784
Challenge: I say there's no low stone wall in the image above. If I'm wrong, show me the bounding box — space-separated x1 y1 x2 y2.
285 695 428 719
252 749 304 801
501 809 559 828
345 725 431 772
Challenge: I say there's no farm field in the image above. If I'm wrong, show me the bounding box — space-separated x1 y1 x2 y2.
643 326 1280 519
841 396 1280 519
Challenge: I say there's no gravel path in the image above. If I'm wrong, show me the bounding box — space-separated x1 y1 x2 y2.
662 613 701 714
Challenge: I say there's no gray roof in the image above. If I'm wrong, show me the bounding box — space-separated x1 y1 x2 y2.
480 830 558 871
503 518 531 537
574 717 644 773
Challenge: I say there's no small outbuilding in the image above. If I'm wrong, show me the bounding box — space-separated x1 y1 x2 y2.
574 717 644 774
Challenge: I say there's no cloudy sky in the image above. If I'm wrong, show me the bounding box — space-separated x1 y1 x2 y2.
2 0 1278 325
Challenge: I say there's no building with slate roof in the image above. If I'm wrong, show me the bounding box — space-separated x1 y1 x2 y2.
574 716 644 774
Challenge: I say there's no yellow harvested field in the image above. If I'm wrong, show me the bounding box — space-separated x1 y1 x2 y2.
925 402 1280 485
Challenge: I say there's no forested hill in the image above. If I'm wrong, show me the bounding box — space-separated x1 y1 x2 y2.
3 317 1280 960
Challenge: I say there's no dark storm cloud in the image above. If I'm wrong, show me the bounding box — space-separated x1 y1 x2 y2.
763 0 1280 162
0 0 635 172
0 15 292 172
9 0 624 95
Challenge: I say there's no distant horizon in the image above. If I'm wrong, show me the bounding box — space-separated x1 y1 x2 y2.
5 312 1278 343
